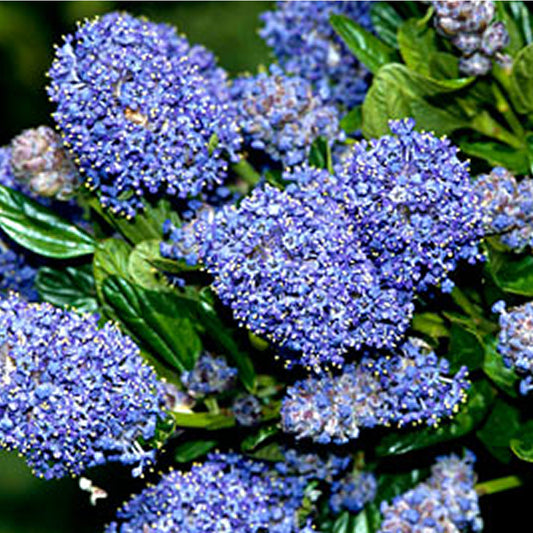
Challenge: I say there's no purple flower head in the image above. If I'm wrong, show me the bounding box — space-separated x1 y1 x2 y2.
11 126 81 200
340 119 484 293
379 451 482 532
232 394 262 426
48 12 241 218
106 452 315 533
260 1 372 108
494 300 533 395
181 352 237 397
162 165 414 369
281 339 470 444
0 294 166 479
231 66 344 165
330 470 377 514
474 167 533 251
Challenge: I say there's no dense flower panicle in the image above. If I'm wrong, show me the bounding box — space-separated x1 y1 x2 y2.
48 12 241 218
181 353 237 397
260 1 372 108
432 1 510 76
0 240 38 301
0 294 165 479
162 166 415 369
340 119 483 293
232 394 262 426
11 126 81 200
474 167 533 251
329 470 377 514
379 451 482 532
231 66 344 165
281 339 470 444
106 452 315 533
494 300 533 395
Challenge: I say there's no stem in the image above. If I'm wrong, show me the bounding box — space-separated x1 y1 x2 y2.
450 287 498 335
470 111 524 150
492 82 525 140
232 159 262 187
476 475 523 496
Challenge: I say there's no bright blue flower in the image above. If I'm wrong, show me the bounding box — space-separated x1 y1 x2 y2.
339 119 483 293
330 470 377 514
106 452 316 532
379 451 483 532
48 12 241 218
260 1 372 108
281 339 470 444
0 294 165 479
232 394 262 426
181 353 237 397
231 66 344 165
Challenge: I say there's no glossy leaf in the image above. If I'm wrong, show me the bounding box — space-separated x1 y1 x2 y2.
128 239 173 292
376 380 495 456
458 140 529 175
340 106 363 134
510 43 533 114
0 184 96 258
241 425 279 452
483 336 520 398
411 312 449 341
174 439 218 463
102 276 202 372
170 411 235 430
36 264 98 313
369 1 402 48
330 14 398 74
398 18 437 76
309 137 333 173
510 421 533 462
447 323 484 373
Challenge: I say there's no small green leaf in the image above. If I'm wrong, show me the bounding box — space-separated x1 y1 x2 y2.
376 380 495 456
0 184 96 258
174 439 218 462
102 276 202 372
398 18 437 76
370 1 403 48
477 398 521 463
36 264 98 313
510 43 533 114
128 239 173 292
447 323 484 373
340 106 363 134
330 14 398 74
459 141 529 174
309 137 333 172
483 336 520 397
511 421 533 462
411 312 449 340
375 470 427 503
241 425 279 452
170 411 235 430
485 242 533 297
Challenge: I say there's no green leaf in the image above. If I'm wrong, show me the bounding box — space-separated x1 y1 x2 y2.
0 184 96 258
91 197 180 245
331 505 381 533
241 425 279 452
459 141 529 174
330 14 398 74
128 239 173 292
370 1 403 48
485 242 533 297
375 469 427 503
483 336 520 397
362 64 473 138
102 276 202 372
447 323 484 373
510 43 533 114
340 106 363 134
429 52 460 80
477 398 521 463
36 264 98 313
411 312 449 341
398 18 437 76
170 411 235 430
309 137 333 173
511 421 533 462
507 2 533 46
376 380 495 456
174 439 218 462
248 442 284 462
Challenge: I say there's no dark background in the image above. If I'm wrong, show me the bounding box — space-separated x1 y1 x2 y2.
0 2 530 532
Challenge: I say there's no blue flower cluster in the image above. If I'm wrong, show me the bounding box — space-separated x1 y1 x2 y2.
232 394 262 426
474 167 533 251
339 118 483 294
181 353 237 397
281 339 470 444
494 300 533 395
163 165 414 369
432 1 510 76
380 451 482 532
231 66 344 165
260 1 372 108
106 452 316 533
48 12 241 218
330 470 377 514
0 294 165 479
11 126 81 200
